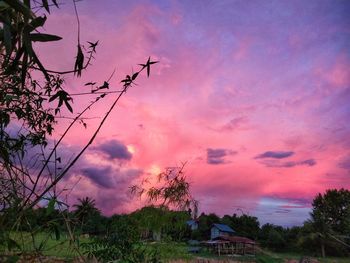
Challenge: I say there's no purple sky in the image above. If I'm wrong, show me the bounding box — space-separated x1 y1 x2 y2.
34 0 350 226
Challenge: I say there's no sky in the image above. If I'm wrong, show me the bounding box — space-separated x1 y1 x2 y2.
33 0 350 226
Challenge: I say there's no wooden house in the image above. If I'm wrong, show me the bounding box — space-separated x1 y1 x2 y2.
210 223 235 239
204 235 256 256
186 219 199 231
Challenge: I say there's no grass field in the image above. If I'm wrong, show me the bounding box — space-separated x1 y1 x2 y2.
1 233 349 262
0 232 89 259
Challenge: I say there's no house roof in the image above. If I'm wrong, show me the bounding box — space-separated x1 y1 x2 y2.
186 220 198 226
212 223 235 233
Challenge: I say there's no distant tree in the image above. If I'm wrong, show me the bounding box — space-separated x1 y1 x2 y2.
285 226 303 252
132 163 197 211
194 212 220 240
131 205 165 241
131 206 190 241
259 223 287 251
131 163 197 241
311 188 350 235
225 213 260 240
73 197 100 225
163 209 191 241
310 188 350 257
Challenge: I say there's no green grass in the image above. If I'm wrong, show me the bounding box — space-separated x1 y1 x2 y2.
144 242 350 263
2 235 350 263
148 242 194 261
265 251 350 263
0 232 89 259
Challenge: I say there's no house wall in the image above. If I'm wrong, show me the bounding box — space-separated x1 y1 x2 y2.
190 222 198 230
211 227 220 239
221 231 231 237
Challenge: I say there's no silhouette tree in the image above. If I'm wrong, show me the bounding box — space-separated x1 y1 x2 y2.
73 197 100 224
310 188 350 257
130 163 197 241
131 163 198 212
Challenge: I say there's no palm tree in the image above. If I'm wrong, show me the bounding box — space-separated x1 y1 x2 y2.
73 197 99 225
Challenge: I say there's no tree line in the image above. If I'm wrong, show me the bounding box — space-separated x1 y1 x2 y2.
2 188 348 258
1 1 349 261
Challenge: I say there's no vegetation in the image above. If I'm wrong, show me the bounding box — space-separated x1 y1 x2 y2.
0 0 159 261
2 189 349 261
1 1 349 263
307 188 350 257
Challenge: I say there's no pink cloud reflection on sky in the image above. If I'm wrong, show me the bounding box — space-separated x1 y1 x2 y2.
37 0 350 226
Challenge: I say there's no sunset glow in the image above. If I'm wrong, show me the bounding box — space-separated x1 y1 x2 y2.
38 0 350 226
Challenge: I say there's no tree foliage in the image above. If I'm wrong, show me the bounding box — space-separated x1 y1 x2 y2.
130 163 197 241
131 162 198 213
73 197 100 224
311 188 350 235
309 188 350 257
0 0 158 259
0 0 157 213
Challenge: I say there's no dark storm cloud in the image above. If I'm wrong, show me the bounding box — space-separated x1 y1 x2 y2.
207 148 237 165
255 151 294 159
94 140 132 160
81 166 114 189
96 193 127 212
81 165 143 189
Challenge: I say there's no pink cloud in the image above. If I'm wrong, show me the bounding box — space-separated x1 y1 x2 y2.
31 1 350 226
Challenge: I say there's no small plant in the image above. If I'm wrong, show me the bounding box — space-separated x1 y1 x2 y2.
82 235 161 263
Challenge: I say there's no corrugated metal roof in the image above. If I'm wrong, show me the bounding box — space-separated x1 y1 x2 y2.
212 223 235 233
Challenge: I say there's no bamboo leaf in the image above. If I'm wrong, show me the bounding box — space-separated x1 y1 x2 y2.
3 23 12 56
48 92 60 102
52 0 59 8
3 0 33 18
84 82 96 86
22 29 34 57
132 72 139 80
54 224 60 240
42 0 50 13
46 198 56 215
74 44 84 77
29 33 62 42
98 81 109 90
27 16 47 31
64 100 73 113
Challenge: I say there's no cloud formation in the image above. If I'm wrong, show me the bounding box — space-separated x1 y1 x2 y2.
40 0 350 225
81 165 142 189
338 157 350 170
255 151 294 159
81 166 114 189
221 117 249 131
260 158 317 168
207 148 237 165
93 140 132 160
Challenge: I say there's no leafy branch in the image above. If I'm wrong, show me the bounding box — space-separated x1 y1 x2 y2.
131 162 198 213
26 57 158 211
